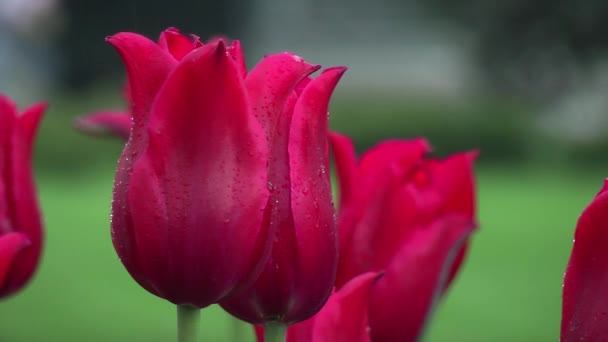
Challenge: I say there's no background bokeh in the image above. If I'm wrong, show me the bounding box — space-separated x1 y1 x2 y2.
2 0 608 341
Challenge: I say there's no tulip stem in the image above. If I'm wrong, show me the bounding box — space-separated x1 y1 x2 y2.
177 305 201 342
264 322 287 342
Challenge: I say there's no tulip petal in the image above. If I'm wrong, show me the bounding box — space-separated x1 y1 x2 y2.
294 77 311 96
284 67 346 321
106 32 177 133
219 54 324 323
368 214 476 342
0 232 30 294
430 151 477 220
228 40 247 77
2 103 44 296
74 111 132 140
246 52 319 140
428 151 478 287
561 180 608 341
254 273 380 342
108 32 178 293
254 325 265 342
335 139 430 288
286 318 315 342
329 132 357 207
0 95 17 234
309 272 381 342
158 28 197 61
127 41 270 307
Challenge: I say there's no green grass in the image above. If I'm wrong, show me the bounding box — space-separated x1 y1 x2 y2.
0 162 601 341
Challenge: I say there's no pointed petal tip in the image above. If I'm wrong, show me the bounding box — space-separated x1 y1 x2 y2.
467 149 480 160
216 39 227 50
105 32 145 46
599 178 608 195
0 94 17 110
21 102 47 124
324 66 348 75
411 137 433 152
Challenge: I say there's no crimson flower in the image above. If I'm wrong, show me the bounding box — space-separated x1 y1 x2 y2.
561 179 608 341
108 28 340 309
0 95 45 299
331 133 477 341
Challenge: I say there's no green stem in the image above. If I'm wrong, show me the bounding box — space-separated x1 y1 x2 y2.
264 322 287 342
177 305 201 342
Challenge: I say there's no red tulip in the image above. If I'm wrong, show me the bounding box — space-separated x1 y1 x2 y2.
561 179 608 341
109 29 338 309
255 272 382 342
0 95 45 299
220 64 345 324
331 133 477 341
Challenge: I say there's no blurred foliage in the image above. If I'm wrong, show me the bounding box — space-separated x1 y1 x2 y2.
331 94 532 162
36 82 608 174
421 0 608 100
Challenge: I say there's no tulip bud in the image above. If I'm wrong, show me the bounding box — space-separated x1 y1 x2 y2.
331 133 477 341
0 95 45 299
107 29 341 312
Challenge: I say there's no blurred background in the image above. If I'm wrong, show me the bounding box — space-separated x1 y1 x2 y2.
1 0 607 341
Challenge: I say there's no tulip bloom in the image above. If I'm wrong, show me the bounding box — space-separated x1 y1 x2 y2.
331 133 477 341
561 180 608 341
220 63 344 325
0 95 45 299
255 272 382 342
109 28 340 312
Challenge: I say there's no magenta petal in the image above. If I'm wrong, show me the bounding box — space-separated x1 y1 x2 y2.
0 232 30 294
227 40 247 77
246 52 319 139
254 325 265 342
430 151 478 220
309 272 381 342
74 111 131 140
106 32 177 132
368 215 476 342
286 318 316 342
158 28 197 61
428 151 477 287
561 180 608 341
294 77 312 96
123 42 270 307
335 139 430 288
329 132 357 207
3 103 45 295
0 95 17 227
219 55 326 324
108 31 178 290
284 67 346 320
